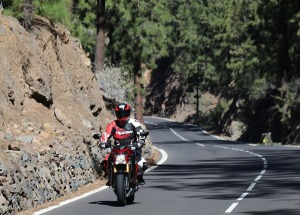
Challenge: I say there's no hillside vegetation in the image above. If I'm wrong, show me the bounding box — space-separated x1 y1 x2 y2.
3 1 300 144
145 1 300 144
0 1 299 213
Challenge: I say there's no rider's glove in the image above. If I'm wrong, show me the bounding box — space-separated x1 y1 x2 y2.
137 140 145 148
99 142 106 149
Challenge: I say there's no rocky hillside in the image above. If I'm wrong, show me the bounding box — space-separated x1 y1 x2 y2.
0 15 154 214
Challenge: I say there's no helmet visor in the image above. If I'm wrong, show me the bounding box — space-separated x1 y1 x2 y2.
116 110 130 118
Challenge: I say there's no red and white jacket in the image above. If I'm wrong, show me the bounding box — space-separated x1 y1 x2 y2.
100 118 143 146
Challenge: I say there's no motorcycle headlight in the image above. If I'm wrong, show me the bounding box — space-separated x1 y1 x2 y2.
115 154 126 164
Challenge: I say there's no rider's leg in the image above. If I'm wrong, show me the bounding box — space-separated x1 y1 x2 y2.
135 148 147 184
138 157 147 171
106 156 112 186
137 156 147 184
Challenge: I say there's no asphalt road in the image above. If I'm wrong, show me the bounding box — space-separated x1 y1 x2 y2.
36 117 300 215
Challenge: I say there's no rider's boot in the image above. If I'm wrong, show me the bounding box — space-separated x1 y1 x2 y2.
137 160 147 185
138 166 146 185
138 174 145 185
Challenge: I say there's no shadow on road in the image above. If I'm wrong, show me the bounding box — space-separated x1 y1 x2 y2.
146 120 239 144
146 156 262 200
244 209 300 215
89 200 122 207
146 148 300 197
144 118 300 214
89 200 141 207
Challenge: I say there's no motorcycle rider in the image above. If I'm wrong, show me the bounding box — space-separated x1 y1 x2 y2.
99 102 148 186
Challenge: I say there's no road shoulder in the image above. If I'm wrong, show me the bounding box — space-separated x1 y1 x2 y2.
17 147 162 215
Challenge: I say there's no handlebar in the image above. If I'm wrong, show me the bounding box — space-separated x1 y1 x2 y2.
93 130 149 150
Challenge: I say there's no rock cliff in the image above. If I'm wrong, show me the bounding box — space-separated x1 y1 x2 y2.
0 15 132 214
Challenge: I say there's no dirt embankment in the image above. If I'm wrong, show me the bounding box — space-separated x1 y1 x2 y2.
0 15 156 214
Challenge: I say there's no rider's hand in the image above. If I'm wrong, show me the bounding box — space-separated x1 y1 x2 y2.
137 140 145 148
99 142 106 149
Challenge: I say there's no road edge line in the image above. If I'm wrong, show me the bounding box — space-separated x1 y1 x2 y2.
33 148 168 215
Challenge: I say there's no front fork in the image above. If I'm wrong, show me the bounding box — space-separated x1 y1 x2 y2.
108 164 132 189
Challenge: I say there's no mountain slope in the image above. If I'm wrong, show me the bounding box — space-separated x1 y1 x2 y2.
0 15 113 214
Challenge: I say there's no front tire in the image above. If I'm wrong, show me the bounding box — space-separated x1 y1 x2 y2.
115 174 126 206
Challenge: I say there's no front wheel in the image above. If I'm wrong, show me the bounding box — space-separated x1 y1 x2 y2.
115 174 126 206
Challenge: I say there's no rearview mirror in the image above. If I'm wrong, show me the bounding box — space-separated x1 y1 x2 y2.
140 131 149 137
93 134 102 139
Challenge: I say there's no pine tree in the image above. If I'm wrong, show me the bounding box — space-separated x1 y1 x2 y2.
94 0 105 74
106 0 173 122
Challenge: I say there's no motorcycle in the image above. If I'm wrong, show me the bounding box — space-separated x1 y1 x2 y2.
93 131 149 206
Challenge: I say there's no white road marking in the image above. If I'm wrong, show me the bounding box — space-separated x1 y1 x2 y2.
33 186 108 215
225 202 239 213
247 183 256 191
147 148 168 172
147 116 175 122
237 192 249 201
170 128 204 147
170 128 190 142
202 130 209 134
216 145 268 214
149 117 270 213
34 148 168 214
144 120 158 126
255 175 263 181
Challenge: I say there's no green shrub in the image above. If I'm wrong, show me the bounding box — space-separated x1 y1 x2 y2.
3 0 73 29
275 79 300 124
249 77 271 101
34 0 73 29
2 0 23 18
204 98 231 129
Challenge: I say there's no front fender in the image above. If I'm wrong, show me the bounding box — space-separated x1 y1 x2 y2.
113 164 130 173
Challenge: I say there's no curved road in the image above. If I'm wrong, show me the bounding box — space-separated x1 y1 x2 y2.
37 117 300 215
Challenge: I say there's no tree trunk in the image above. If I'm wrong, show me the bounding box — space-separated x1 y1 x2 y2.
196 72 199 121
22 0 34 31
94 0 106 75
277 1 290 83
134 58 144 123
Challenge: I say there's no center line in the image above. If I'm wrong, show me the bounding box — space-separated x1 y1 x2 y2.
237 192 249 200
170 128 190 142
247 183 256 191
214 145 268 214
225 203 239 213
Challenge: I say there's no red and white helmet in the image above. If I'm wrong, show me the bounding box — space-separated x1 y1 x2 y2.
115 103 131 126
